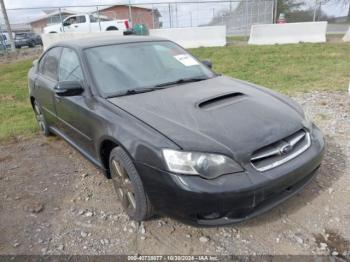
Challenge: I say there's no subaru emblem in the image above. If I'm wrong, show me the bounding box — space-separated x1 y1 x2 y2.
280 144 293 155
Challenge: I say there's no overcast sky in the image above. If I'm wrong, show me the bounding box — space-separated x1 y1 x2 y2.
1 0 348 26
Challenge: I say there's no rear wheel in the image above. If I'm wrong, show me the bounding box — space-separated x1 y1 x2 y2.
33 101 51 136
109 147 153 221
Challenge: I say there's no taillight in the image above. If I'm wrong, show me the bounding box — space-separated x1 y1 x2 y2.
124 20 130 29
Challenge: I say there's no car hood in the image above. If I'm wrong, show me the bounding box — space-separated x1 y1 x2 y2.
108 76 306 163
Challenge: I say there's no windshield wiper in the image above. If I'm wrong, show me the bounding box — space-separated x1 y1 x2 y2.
155 77 209 88
106 87 166 98
106 77 210 98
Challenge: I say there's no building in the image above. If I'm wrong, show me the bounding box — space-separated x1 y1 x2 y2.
29 5 161 33
95 5 161 29
0 23 31 34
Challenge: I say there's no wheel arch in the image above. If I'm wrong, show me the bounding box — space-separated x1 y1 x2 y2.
106 26 118 31
99 137 123 178
30 96 35 110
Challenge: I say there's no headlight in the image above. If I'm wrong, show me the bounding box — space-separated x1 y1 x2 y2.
162 149 243 179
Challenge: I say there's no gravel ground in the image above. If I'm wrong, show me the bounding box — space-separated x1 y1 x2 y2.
0 91 349 256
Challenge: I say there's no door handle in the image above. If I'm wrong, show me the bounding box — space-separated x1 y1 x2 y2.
74 25 78 28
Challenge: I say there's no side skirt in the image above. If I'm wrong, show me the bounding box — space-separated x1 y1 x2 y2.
49 126 107 174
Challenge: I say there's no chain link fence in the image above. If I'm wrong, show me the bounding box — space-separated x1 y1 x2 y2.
1 0 275 44
2 0 348 52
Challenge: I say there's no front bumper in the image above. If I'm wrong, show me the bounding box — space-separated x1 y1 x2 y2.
135 127 325 226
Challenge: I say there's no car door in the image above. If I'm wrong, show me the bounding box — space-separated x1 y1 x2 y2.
55 47 95 156
34 47 62 127
64 15 89 32
89 15 100 32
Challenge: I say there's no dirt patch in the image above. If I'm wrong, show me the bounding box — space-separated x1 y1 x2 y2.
0 91 349 255
314 229 350 256
0 155 13 163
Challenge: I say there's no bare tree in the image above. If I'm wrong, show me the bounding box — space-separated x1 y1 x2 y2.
345 0 350 21
0 0 15 51
321 0 350 21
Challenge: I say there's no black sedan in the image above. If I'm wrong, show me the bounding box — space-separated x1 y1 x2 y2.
28 36 324 226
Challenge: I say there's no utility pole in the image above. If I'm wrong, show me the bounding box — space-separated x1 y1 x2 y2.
175 3 178 28
313 0 321 22
0 0 15 51
190 12 192 27
168 3 172 28
128 0 133 25
273 0 278 23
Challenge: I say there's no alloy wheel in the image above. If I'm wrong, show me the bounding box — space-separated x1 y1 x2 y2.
110 158 136 212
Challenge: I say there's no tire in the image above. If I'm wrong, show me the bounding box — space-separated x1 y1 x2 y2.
109 147 153 221
33 100 51 137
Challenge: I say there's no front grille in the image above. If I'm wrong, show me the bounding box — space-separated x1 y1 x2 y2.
251 129 311 172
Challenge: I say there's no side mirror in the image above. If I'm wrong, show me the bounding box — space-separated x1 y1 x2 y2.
54 81 84 96
202 60 212 69
63 21 71 27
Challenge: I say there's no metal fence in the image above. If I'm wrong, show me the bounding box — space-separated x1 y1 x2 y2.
2 0 348 51
0 0 275 39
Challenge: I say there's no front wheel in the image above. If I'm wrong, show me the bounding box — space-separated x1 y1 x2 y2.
33 101 51 136
109 147 153 221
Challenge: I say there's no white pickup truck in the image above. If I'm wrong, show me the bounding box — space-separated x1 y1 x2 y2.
44 14 132 34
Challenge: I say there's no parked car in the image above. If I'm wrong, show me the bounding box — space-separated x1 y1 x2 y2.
15 33 42 48
28 36 324 226
43 14 132 35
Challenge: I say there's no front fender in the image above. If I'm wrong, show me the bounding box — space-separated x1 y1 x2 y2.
95 100 180 171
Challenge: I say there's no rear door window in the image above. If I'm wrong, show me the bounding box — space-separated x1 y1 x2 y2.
89 15 97 22
76 15 87 24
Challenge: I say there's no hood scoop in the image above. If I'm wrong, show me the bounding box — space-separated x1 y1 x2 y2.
198 92 246 110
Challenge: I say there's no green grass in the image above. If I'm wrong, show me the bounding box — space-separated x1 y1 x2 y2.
227 36 249 42
190 42 350 94
0 42 350 140
0 59 37 141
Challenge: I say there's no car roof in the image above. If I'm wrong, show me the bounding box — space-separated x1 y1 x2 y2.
52 35 168 50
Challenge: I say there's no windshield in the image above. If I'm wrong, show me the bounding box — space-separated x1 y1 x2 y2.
84 41 215 97
15 35 26 39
